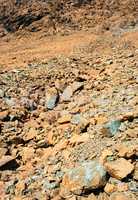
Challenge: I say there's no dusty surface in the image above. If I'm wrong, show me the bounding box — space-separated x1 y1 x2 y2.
0 1 138 200
0 30 97 69
0 29 138 69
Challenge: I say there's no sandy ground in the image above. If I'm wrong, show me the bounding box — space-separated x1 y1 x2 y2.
0 29 137 70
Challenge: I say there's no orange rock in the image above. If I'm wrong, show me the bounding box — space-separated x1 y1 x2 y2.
20 147 35 162
95 115 108 125
99 149 113 164
0 181 5 198
41 147 54 160
87 194 97 200
110 193 131 200
62 149 71 162
0 110 9 121
125 128 138 138
55 139 68 151
52 195 64 200
58 114 71 124
23 127 38 141
69 133 89 146
105 158 134 180
61 161 107 197
0 148 7 159
13 197 23 200
24 119 40 129
115 144 137 158
104 183 116 194
117 182 128 192
134 163 138 180
47 130 59 145
98 192 110 200
15 181 25 196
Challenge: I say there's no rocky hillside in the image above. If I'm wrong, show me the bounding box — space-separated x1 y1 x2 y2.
0 32 138 199
0 0 137 36
0 0 138 200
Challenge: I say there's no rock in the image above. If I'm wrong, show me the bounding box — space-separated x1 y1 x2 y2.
23 127 38 141
20 97 37 111
87 194 97 200
36 139 50 148
99 149 113 164
60 161 107 196
5 180 16 195
15 181 25 196
105 158 134 180
71 114 82 125
46 87 59 110
61 82 83 101
0 110 9 121
4 97 17 107
104 183 116 194
134 163 138 180
101 120 121 137
0 156 15 168
55 79 65 92
128 181 138 192
95 115 108 125
58 115 72 124
125 128 138 138
110 192 133 200
0 181 5 197
42 179 59 191
104 180 128 194
115 143 137 158
0 148 7 158
20 147 35 163
0 89 4 98
71 114 89 132
69 133 89 146
98 192 109 200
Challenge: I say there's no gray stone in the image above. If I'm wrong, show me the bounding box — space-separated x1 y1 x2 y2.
42 179 59 191
71 114 82 125
102 120 121 137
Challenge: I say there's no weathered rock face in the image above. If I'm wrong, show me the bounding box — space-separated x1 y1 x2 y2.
105 158 134 180
60 161 107 196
